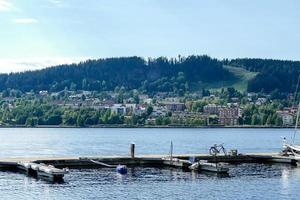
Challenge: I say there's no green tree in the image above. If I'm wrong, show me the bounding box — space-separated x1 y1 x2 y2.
147 106 153 116
76 115 85 127
251 114 260 125
26 117 38 127
70 82 77 91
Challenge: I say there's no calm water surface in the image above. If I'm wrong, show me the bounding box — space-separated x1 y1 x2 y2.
0 128 299 200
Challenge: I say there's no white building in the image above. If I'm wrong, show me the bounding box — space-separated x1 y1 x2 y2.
39 90 48 96
111 104 126 115
134 105 147 116
125 104 137 114
255 98 267 105
203 104 221 115
282 114 293 126
151 106 168 117
143 98 153 105
277 111 294 126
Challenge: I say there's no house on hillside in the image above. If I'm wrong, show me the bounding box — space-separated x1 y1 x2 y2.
111 104 126 115
151 106 168 117
277 111 294 126
218 107 240 126
165 103 186 111
255 98 267 105
125 104 137 114
134 105 147 116
39 90 48 96
203 104 222 115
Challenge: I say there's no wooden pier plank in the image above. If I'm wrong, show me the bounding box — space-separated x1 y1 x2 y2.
0 152 298 169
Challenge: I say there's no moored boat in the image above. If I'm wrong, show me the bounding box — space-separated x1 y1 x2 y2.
37 164 69 181
282 100 300 159
190 160 229 173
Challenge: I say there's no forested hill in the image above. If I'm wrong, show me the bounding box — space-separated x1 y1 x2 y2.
0 56 299 94
0 55 233 93
228 58 300 93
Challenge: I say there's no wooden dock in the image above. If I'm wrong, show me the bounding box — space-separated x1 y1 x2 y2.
0 152 298 181
0 152 298 169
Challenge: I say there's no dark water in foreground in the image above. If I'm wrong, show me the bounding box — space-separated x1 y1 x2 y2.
0 128 299 200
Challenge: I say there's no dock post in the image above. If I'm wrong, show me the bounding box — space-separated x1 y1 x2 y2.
130 143 135 159
170 141 173 165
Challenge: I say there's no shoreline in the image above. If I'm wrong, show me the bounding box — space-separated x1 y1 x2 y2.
0 125 294 129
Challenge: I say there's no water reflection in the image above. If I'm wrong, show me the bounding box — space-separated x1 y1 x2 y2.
0 164 299 199
281 167 290 196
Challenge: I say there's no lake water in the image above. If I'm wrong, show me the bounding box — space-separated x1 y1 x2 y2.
0 128 299 200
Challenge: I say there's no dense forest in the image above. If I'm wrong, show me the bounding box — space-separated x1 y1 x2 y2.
0 56 299 94
0 55 232 94
228 58 300 93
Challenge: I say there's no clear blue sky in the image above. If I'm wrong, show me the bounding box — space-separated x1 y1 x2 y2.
0 0 299 72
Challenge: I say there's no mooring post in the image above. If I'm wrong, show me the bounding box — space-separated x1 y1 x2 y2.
130 143 135 159
170 141 173 165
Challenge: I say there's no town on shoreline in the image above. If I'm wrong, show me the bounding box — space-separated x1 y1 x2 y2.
0 87 296 128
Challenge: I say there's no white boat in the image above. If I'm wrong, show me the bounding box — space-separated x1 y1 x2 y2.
17 162 31 170
30 163 40 171
189 160 229 173
37 164 69 181
283 100 300 159
283 143 300 158
18 162 69 181
17 162 36 175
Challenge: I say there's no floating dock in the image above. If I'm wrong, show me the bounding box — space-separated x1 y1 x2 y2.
0 153 298 170
17 162 69 181
0 151 298 181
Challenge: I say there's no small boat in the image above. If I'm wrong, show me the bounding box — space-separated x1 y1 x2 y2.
17 162 31 171
116 164 128 175
283 141 300 156
190 160 229 173
37 164 69 181
17 162 36 176
30 163 40 171
17 162 69 181
283 100 300 158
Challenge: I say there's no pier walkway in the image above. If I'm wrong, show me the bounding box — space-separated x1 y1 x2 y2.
0 152 298 181
0 152 297 169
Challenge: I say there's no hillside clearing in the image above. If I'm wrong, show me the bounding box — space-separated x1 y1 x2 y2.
203 65 258 92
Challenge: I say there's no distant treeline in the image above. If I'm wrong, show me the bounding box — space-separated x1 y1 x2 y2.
0 55 299 94
228 58 300 93
0 55 232 94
